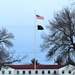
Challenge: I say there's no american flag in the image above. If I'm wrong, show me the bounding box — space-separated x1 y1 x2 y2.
36 15 44 20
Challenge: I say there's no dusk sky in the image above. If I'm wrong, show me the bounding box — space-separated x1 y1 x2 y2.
0 0 72 64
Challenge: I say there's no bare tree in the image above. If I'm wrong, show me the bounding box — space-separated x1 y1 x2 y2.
0 28 26 67
40 8 75 65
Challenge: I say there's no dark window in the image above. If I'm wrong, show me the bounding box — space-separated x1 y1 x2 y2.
17 71 19 74
9 71 11 74
54 71 56 74
35 71 38 74
69 70 71 74
23 71 25 74
2 71 5 74
48 71 50 74
42 71 44 74
29 71 31 74
62 70 64 74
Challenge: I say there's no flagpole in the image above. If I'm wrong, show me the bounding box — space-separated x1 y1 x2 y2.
34 10 44 75
34 10 36 75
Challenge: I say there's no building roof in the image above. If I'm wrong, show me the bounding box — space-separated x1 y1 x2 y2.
9 65 66 69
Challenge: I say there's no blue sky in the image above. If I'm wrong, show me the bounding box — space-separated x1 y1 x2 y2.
0 0 71 64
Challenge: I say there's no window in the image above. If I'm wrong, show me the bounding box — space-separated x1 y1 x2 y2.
17 71 19 74
69 70 71 74
9 71 11 74
29 71 31 74
35 71 38 74
62 70 64 74
42 71 44 74
23 71 25 74
54 71 56 74
2 71 5 74
48 71 50 74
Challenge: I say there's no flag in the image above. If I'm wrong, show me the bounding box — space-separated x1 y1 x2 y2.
36 15 44 20
37 25 44 30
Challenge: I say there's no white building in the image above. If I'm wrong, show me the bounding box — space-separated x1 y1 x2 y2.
0 64 75 75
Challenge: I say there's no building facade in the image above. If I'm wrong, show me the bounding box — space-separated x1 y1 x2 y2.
0 64 74 75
